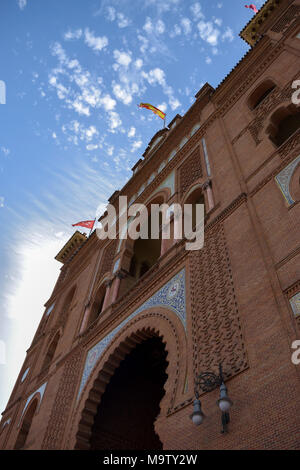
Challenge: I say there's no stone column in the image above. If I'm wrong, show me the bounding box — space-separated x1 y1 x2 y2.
101 280 112 312
203 180 214 211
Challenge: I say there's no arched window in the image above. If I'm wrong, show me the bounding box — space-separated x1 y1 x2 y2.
179 137 188 149
248 79 276 110
129 197 163 281
267 106 300 147
88 284 106 327
41 331 60 372
14 399 38 450
168 149 176 162
191 123 200 136
184 186 206 231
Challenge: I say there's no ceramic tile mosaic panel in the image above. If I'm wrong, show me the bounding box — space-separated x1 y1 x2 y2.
77 268 186 399
275 155 300 205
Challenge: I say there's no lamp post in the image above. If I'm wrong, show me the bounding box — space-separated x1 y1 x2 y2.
190 363 233 434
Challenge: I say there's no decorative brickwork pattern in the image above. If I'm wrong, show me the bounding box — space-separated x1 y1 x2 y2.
41 348 83 449
97 241 117 282
189 224 248 384
271 5 300 33
179 147 203 196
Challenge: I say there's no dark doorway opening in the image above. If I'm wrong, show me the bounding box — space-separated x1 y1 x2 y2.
90 336 168 450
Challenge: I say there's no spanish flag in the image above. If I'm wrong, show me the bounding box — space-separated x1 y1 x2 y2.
138 103 166 120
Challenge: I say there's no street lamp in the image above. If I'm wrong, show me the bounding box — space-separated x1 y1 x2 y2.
190 363 233 433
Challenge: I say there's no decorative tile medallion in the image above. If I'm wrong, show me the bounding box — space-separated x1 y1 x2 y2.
290 292 300 318
18 382 47 426
275 155 300 205
77 268 186 399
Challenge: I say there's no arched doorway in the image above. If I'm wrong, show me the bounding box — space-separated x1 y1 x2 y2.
14 399 38 450
89 336 168 450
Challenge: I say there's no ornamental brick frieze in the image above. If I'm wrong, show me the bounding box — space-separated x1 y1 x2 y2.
95 240 117 285
278 129 300 159
41 347 84 449
179 146 203 196
218 41 285 115
271 4 300 33
189 224 248 385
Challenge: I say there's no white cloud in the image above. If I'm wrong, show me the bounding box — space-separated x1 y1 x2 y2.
134 59 143 69
17 0 27 10
1 147 10 156
72 100 90 116
222 27 234 42
197 20 220 46
143 17 165 35
181 18 192 35
100 94 116 111
106 6 116 21
128 127 136 138
112 83 132 105
86 144 98 151
107 145 114 156
205 56 212 64
117 13 131 28
131 140 142 153
64 29 82 40
157 102 167 113
170 24 181 38
113 50 132 68
156 19 165 35
108 111 122 131
143 67 166 86
106 7 130 27
214 18 222 27
84 28 108 52
0 196 4 207
190 3 204 20
169 97 181 110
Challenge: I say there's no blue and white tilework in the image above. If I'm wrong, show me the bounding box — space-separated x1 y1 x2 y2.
290 292 300 318
77 268 186 399
2 418 11 429
275 155 300 205
18 382 47 427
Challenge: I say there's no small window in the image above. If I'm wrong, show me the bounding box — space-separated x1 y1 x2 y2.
248 79 276 110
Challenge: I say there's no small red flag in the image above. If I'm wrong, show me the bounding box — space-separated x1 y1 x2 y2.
72 220 95 230
245 4 258 13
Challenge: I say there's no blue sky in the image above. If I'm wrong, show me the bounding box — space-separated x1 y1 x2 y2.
0 0 264 414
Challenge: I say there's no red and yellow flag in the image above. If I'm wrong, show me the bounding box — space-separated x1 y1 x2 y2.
138 103 166 120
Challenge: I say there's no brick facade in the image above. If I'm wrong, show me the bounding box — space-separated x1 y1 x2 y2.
1 0 299 450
